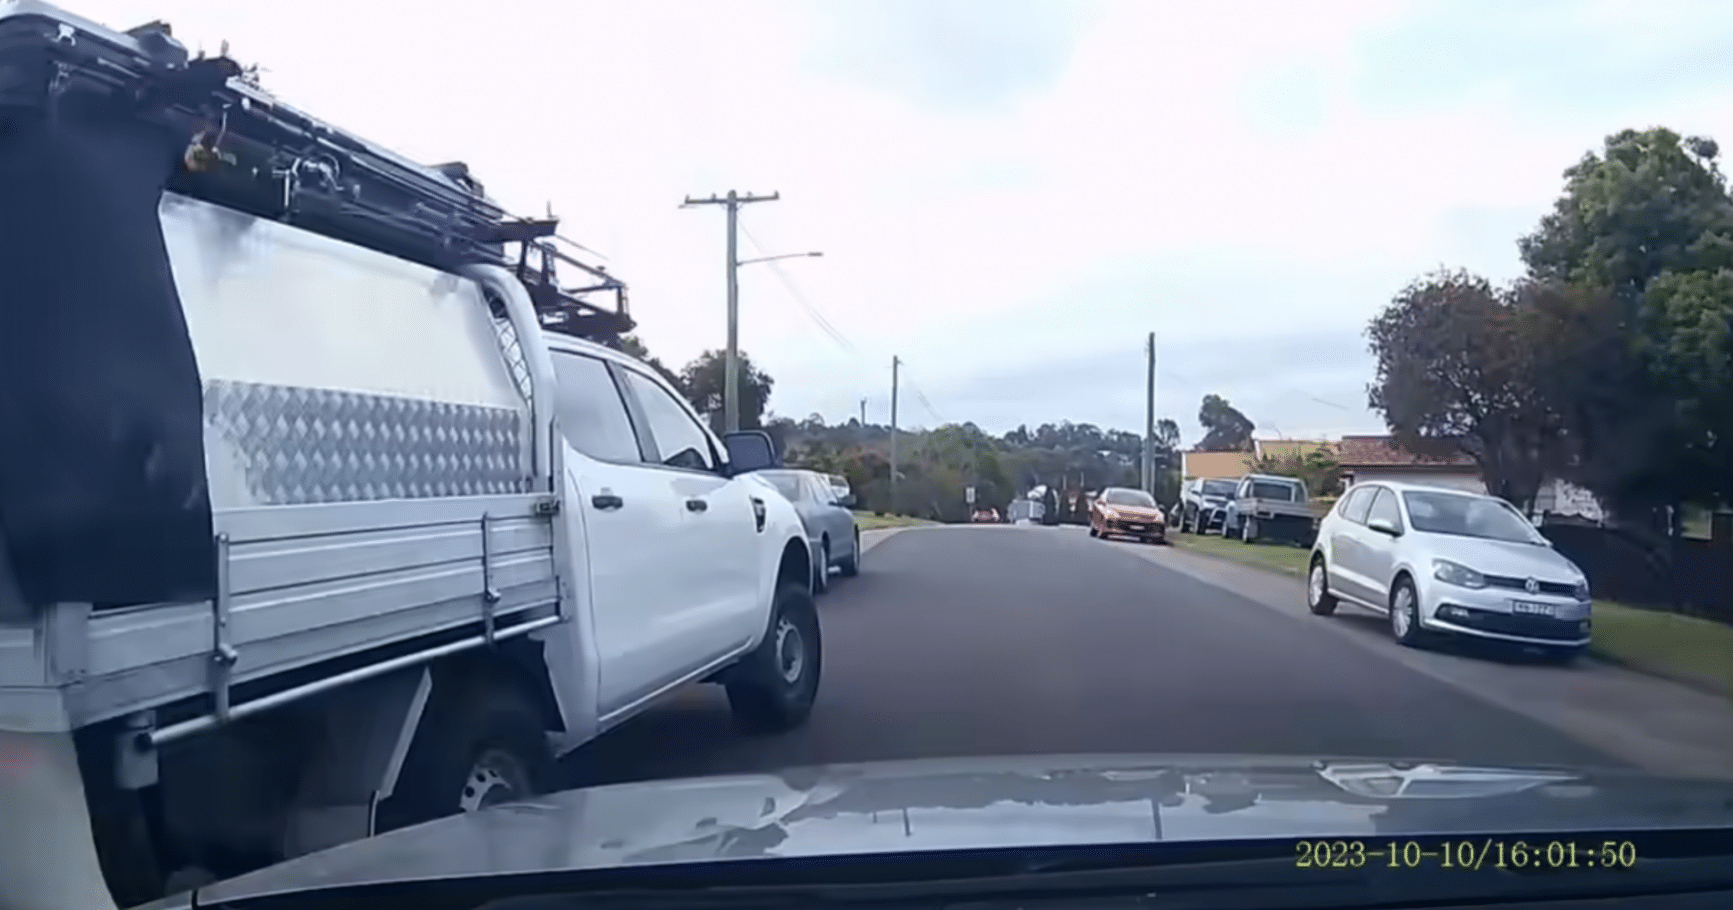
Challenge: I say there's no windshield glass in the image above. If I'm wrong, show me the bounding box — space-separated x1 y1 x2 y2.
1402 490 1544 544
1101 488 1156 507
32 6 1732 906
1250 480 1301 501
1201 479 1238 497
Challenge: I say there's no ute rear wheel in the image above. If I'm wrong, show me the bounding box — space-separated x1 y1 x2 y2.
379 676 552 832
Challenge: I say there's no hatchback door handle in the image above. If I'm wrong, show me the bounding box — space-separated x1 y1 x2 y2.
591 493 624 510
685 498 708 513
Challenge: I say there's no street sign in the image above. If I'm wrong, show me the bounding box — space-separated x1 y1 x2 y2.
965 485 976 505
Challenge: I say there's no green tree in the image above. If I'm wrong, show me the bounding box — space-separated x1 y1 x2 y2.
678 349 776 434
1520 128 1733 298
1197 395 1255 452
609 333 685 393
1155 417 1182 452
1517 126 1733 519
1366 269 1558 510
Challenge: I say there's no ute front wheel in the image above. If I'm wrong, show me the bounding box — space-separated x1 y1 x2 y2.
726 582 823 734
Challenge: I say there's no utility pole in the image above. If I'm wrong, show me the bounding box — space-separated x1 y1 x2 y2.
682 189 779 432
1143 332 1157 495
889 357 901 510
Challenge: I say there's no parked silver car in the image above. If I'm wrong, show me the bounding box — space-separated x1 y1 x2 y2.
759 469 862 594
1305 481 1592 662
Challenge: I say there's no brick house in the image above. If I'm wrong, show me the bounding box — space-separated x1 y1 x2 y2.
1337 434 1605 521
1336 435 1485 493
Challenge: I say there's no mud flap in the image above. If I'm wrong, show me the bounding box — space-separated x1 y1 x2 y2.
0 84 215 608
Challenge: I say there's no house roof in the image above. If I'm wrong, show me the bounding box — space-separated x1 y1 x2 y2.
1182 450 1254 480
1336 435 1477 469
1254 439 1338 460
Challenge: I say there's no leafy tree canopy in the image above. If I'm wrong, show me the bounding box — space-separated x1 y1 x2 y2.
1371 126 1733 526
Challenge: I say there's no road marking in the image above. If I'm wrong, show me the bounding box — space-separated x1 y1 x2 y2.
1085 529 1733 780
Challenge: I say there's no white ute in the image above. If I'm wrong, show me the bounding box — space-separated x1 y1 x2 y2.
0 5 821 908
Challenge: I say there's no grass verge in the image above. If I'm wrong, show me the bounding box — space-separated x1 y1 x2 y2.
1588 601 1733 697
1172 529 1310 577
853 511 939 531
1171 530 1731 698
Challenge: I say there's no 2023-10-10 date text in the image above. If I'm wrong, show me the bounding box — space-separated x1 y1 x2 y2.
1295 839 1638 871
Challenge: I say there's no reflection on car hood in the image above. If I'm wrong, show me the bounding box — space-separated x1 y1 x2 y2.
1101 504 1164 520
1424 535 1585 582
191 754 1733 903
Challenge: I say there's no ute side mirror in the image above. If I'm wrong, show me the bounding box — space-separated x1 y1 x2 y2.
721 431 780 475
838 492 857 508
1367 517 1402 537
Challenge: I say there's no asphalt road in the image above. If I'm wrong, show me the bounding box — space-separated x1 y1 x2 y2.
565 526 1619 789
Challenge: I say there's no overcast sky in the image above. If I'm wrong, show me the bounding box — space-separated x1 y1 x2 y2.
79 0 1733 445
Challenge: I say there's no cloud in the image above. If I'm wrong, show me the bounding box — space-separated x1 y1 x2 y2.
68 0 1733 447
802 0 1097 113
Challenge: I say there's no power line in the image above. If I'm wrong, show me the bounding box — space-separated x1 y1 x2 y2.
739 224 856 353
738 223 951 428
897 363 947 426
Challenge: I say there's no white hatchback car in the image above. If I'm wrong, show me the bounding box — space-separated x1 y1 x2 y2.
1305 481 1593 662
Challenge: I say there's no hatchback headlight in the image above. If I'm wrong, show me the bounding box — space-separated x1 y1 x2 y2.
1572 579 1591 602
1432 559 1487 589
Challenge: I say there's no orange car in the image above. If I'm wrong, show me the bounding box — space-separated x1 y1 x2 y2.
1089 486 1167 544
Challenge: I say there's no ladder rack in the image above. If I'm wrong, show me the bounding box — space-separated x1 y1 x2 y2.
0 2 632 341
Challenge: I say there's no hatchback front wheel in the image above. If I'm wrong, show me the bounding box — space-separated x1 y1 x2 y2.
1389 578 1427 648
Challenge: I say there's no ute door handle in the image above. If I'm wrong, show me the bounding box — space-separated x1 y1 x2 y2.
685 498 709 513
591 493 624 511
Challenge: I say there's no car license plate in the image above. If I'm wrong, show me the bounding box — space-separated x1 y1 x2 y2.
1510 600 1556 617
1126 524 1145 531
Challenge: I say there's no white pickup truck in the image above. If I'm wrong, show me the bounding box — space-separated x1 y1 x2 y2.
0 5 821 908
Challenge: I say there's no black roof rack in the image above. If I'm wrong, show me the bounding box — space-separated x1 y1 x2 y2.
0 1 632 341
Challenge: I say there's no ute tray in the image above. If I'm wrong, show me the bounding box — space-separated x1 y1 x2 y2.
0 0 631 340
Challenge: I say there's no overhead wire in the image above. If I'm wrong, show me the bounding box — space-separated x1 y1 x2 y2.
739 222 953 428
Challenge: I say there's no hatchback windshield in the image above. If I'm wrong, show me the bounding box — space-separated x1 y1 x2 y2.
1402 490 1544 545
1201 479 1238 498
1101 488 1156 507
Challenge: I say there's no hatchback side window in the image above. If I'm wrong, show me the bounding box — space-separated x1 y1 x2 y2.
1366 488 1404 532
618 369 717 472
1339 487 1374 524
549 353 643 462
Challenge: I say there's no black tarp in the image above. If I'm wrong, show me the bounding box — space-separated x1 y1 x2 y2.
0 89 215 608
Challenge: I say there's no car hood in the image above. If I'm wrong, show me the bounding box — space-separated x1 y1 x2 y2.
182 753 1733 904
